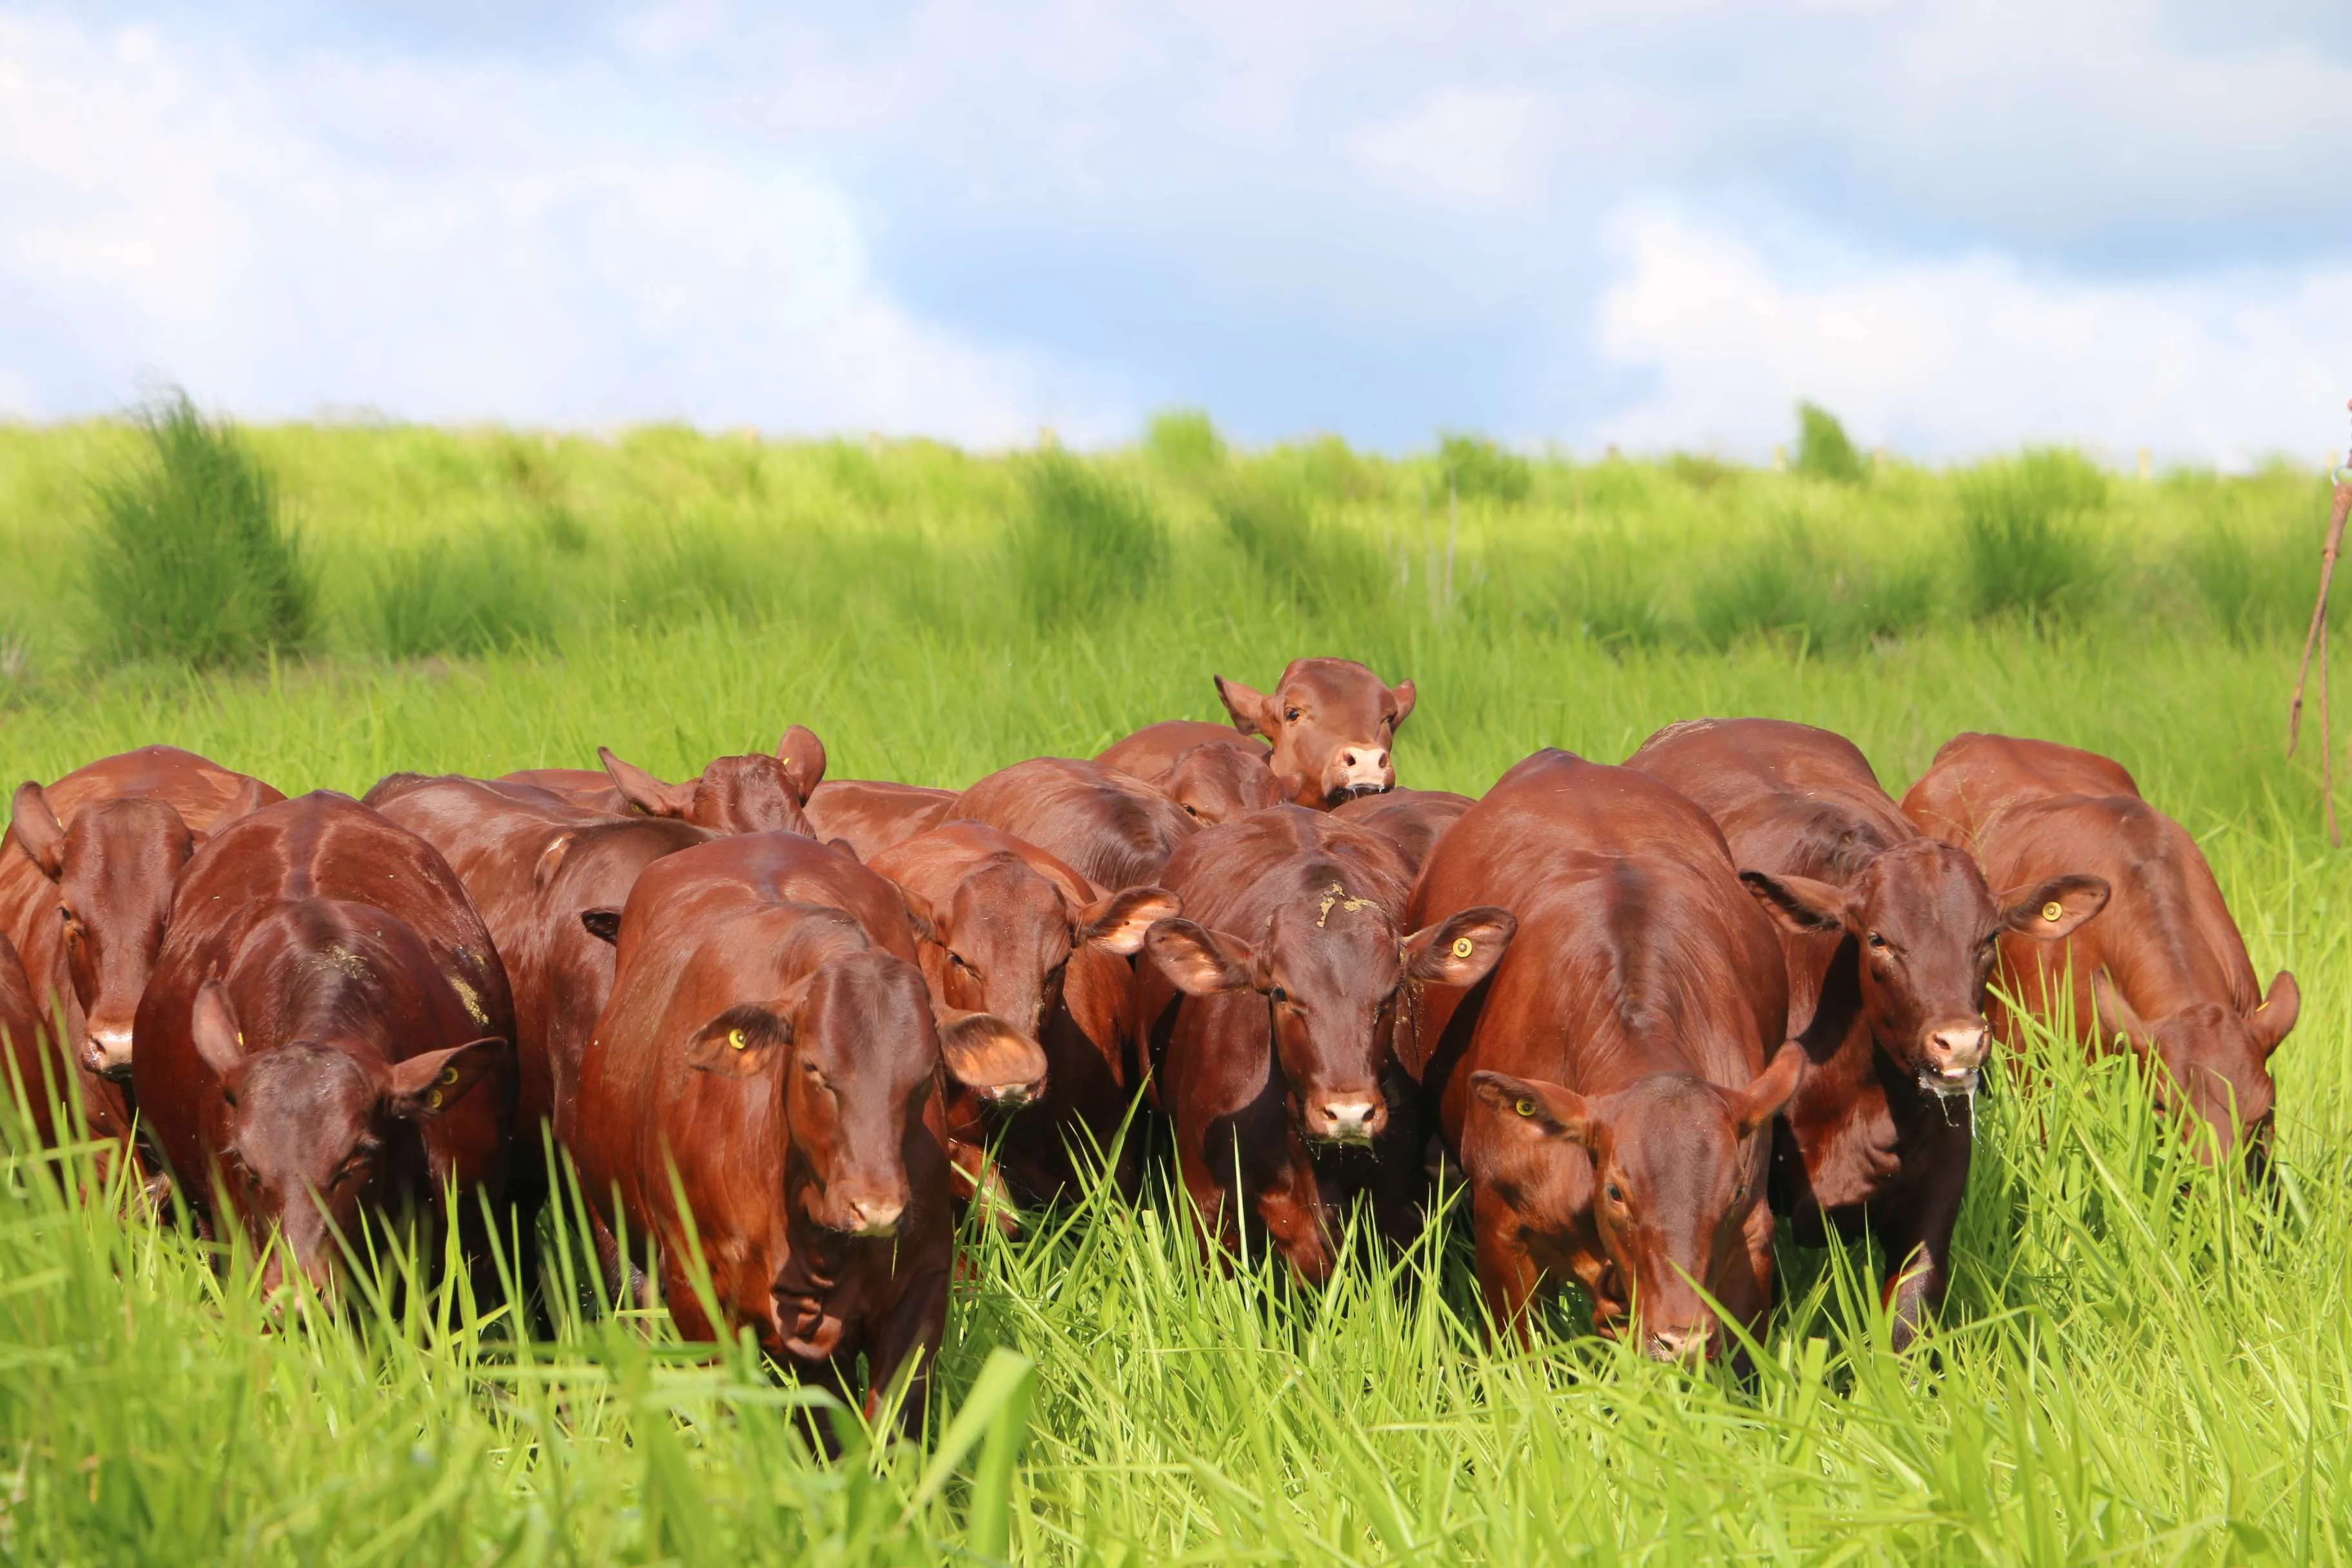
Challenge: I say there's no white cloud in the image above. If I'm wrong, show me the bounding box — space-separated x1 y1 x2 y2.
1346 88 1553 210
1590 206 2352 467
0 13 1121 443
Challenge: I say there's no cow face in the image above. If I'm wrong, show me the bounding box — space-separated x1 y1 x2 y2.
933 865 1176 1066
2093 967 2295 1173
191 980 504 1294
599 725 827 836
685 948 1040 1236
12 786 196 1079
1471 1046 1802 1360
1215 659 1415 808
1148 899 1511 1144
1161 745 1286 825
1743 849 2109 1101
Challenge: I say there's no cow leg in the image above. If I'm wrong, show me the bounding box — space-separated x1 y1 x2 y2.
1877 1157 1966 1352
1255 1155 1333 1284
1471 1184 1544 1345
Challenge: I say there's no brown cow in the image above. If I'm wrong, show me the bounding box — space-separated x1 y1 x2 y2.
1213 658 1416 807
1410 750 1801 1358
1627 718 2107 1345
563 831 1041 1420
0 931 66 1144
1097 721 1285 823
802 779 958 861
951 758 1197 890
1330 788 1474 879
501 725 826 836
0 746 280 1143
1902 732 2295 1171
1138 807 1512 1282
868 823 1176 1206
133 793 516 1295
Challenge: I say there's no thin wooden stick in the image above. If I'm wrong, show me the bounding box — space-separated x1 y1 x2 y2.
2287 400 2352 844
2324 619 2338 847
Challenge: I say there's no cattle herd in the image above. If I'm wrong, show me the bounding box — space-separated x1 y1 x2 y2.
0 658 2299 1416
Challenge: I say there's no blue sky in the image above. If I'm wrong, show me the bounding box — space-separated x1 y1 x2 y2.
5 1 2351 463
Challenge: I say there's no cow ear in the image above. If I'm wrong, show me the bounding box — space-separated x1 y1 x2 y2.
1729 1042 1805 1138
598 747 692 819
776 725 827 801
192 980 245 1083
2250 969 2299 1059
896 886 941 946
1387 679 1416 730
1404 906 1516 988
1215 676 1276 739
10 783 64 881
2090 968 2151 1055
387 1037 507 1120
1469 1070 1592 1145
1740 870 1847 936
683 1003 791 1077
937 1010 1049 1106
828 838 863 863
1143 918 1257 995
533 832 576 892
1077 885 1181 957
2001 874 2110 940
579 906 622 945
217 774 270 829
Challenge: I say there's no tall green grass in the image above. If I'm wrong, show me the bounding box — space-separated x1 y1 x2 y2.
0 416 2346 1563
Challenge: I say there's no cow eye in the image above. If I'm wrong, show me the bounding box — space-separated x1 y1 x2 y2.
1866 932 1888 950
1267 986 1288 1004
1283 707 1301 722
1605 1182 1625 1204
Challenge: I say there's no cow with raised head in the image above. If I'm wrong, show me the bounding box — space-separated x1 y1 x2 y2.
1212 658 1415 808
1627 718 2108 1345
868 822 1176 1206
1 746 280 1146
1138 807 1511 1282
1903 732 2295 1173
1411 750 1799 1359
133 793 516 1295
502 725 826 836
563 831 1042 1421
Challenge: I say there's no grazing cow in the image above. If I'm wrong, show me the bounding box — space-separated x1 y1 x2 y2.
1410 750 1800 1358
133 794 516 1295
1138 807 1512 1281
0 746 280 1144
802 779 959 861
1097 721 1284 823
1213 659 1416 807
1902 733 2295 1170
1330 788 1474 879
868 823 1177 1205
501 725 826 836
1626 718 2107 1345
952 759 1197 890
564 832 1042 1419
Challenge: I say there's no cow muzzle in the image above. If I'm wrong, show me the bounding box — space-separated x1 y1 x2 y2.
1302 1095 1386 1145
839 1196 905 1239
1645 1324 1716 1363
83 1020 136 1081
1322 747 1394 806
1917 1019 1988 1099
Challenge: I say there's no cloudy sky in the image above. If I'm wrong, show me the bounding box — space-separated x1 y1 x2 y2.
5 1 2351 462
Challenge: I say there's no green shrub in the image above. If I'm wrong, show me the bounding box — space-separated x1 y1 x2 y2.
1955 448 2110 622
1666 453 1739 491
1794 402 1867 484
84 392 314 669
1007 453 1169 629
1438 433 1533 504
1215 479 1385 614
1145 409 1226 475
367 529 562 659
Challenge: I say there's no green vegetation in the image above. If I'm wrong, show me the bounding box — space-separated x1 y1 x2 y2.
1795 400 1868 484
0 413 2346 1563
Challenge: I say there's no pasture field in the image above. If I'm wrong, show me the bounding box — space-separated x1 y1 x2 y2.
0 417 2347 1564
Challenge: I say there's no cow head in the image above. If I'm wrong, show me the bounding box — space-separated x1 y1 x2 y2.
2093 966 2295 1173
1147 897 1511 1144
1215 659 1415 808
599 724 826 836
12 783 203 1080
928 859 1177 1086
1161 744 1288 825
1742 848 2109 1101
1469 1045 1803 1360
191 979 505 1295
684 945 1040 1236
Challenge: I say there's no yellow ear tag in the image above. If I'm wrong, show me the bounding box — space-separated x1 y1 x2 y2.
1452 936 1475 959
438 1066 460 1086
424 1089 444 1112
1515 1097 1536 1117
729 1028 749 1051
2042 901 2065 923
